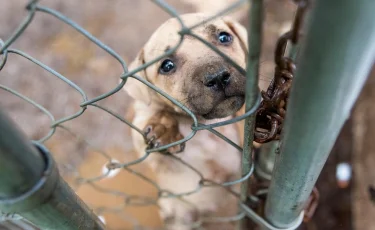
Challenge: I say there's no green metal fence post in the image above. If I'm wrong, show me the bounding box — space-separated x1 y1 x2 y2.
238 0 263 229
264 0 375 228
0 108 105 230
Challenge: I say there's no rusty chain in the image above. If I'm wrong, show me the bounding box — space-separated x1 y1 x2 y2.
254 0 309 143
303 187 320 222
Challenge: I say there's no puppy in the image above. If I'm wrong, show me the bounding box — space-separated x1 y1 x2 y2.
124 13 251 230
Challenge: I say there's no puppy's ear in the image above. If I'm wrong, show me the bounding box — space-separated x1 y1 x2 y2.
223 17 248 53
123 49 151 104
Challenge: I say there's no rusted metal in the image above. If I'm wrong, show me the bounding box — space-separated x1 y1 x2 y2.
303 187 320 222
254 0 308 143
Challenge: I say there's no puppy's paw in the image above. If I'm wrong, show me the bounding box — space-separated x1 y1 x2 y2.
143 112 185 153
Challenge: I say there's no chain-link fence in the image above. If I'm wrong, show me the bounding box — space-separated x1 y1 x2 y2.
3 0 367 229
0 1 275 229
3 0 279 229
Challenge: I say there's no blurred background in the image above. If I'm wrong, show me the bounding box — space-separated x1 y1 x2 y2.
0 0 374 229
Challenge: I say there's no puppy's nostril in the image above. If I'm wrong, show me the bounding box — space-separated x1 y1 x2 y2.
222 74 230 83
205 80 216 88
220 71 231 86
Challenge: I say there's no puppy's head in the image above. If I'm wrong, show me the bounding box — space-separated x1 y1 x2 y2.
125 13 248 119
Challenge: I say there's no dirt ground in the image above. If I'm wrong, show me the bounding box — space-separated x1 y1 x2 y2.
0 0 374 229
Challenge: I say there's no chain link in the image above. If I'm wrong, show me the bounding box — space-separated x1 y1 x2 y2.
254 0 309 143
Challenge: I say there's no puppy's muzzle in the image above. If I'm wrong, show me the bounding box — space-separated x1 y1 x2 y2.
203 69 231 90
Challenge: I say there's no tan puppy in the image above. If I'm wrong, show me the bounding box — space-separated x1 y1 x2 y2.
124 13 250 230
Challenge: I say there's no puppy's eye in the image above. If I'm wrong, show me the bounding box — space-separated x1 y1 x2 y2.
218 31 233 44
159 59 175 74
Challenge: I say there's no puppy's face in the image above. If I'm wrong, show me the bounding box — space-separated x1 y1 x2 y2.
126 14 248 119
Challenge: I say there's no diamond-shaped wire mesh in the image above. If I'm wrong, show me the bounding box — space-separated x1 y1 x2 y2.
0 1 299 229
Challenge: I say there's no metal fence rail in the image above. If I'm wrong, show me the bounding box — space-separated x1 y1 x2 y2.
0 0 374 229
0 109 105 230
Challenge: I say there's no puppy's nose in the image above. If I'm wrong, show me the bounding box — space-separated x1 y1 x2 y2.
204 70 231 88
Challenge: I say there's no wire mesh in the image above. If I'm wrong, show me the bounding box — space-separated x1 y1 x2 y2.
0 0 302 229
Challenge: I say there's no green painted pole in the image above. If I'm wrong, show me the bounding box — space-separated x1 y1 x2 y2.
0 108 104 230
238 0 263 229
264 0 375 228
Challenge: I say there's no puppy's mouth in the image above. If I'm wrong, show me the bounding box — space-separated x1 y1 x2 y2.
202 95 245 119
